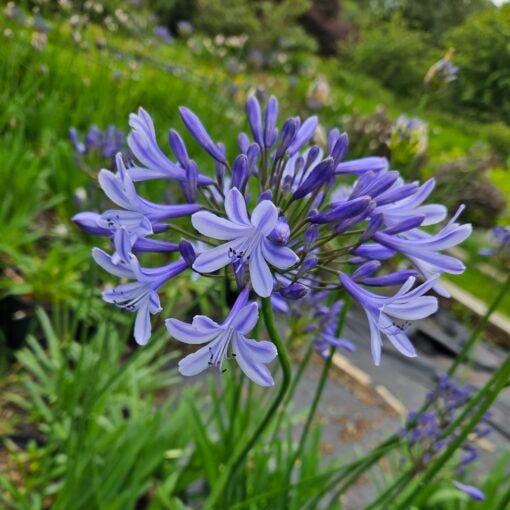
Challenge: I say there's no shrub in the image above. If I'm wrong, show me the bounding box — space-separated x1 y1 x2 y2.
192 0 316 56
433 153 507 228
341 15 436 97
445 5 510 122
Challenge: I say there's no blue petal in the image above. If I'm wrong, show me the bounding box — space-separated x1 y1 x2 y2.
192 211 251 240
232 334 276 386
166 318 219 344
178 344 213 376
251 200 278 235
193 238 244 273
134 300 151 345
249 245 273 297
225 188 250 225
230 303 259 335
261 239 298 270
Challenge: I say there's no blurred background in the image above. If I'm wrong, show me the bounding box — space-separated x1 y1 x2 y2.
0 1 509 509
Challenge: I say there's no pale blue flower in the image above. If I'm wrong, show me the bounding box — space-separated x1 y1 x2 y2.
191 188 298 297
166 288 277 386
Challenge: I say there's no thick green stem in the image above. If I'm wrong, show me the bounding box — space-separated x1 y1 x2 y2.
203 297 291 509
449 272 510 376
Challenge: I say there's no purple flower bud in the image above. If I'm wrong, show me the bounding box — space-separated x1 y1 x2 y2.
330 133 348 165
335 201 376 234
258 190 272 203
69 128 86 154
72 211 109 235
275 118 297 159
327 128 340 153
288 115 318 155
376 183 418 205
269 216 290 245
309 196 371 224
383 216 425 235
179 239 196 266
360 214 384 242
293 158 334 200
453 481 485 501
168 129 190 168
182 161 198 202
304 225 318 250
263 96 279 148
300 254 318 273
232 154 248 190
247 143 260 172
238 132 250 153
179 106 225 163
335 157 388 175
294 155 305 175
282 175 293 193
304 145 320 171
279 283 308 300
246 96 263 146
359 270 418 287
351 260 381 280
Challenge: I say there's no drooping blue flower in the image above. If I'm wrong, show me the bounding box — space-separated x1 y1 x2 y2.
99 153 201 221
166 288 277 386
127 108 212 185
339 273 438 365
191 188 298 297
373 208 471 296
92 247 191 345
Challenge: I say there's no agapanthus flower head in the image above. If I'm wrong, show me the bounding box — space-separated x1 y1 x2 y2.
402 374 491 500
69 124 127 164
425 48 459 93
75 94 470 385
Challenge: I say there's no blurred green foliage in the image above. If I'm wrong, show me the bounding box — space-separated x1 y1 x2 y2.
341 14 436 97
445 5 510 122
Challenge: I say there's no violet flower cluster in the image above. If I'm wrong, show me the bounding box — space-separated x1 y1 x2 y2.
69 124 127 164
401 374 491 501
480 225 510 265
73 95 471 386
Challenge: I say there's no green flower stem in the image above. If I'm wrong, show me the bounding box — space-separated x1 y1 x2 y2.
364 353 510 509
448 272 510 376
270 341 314 443
204 297 292 510
496 484 510 510
286 297 350 479
395 354 510 510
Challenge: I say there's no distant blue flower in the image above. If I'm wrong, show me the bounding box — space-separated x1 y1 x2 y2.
452 481 485 501
192 188 298 297
166 288 277 385
154 26 173 43
340 273 438 365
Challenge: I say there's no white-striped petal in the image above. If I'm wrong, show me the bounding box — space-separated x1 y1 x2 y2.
250 200 278 235
134 301 151 345
261 239 298 270
230 303 259 335
232 335 275 386
249 245 273 297
193 238 244 273
178 345 212 376
192 211 251 240
225 188 250 225
166 318 219 344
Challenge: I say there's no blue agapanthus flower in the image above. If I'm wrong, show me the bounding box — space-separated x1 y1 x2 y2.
401 374 491 501
74 95 471 385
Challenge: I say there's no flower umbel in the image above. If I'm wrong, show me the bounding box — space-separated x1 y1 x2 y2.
76 94 471 384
